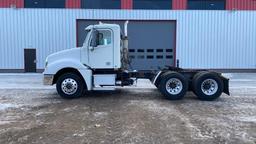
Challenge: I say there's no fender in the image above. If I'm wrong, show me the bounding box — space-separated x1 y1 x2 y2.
220 75 230 95
44 59 86 75
43 59 93 90
152 71 163 86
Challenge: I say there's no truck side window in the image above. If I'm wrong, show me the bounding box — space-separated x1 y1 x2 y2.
98 30 111 46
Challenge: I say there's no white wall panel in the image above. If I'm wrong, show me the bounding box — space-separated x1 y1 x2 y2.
0 9 255 70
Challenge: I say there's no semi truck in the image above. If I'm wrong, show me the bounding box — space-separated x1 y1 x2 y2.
43 21 229 101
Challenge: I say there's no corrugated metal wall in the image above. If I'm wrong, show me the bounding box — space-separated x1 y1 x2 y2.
0 9 255 70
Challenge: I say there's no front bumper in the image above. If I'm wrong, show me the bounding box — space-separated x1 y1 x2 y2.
43 74 54 85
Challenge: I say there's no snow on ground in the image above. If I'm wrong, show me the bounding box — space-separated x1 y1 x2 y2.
0 103 20 111
0 73 256 144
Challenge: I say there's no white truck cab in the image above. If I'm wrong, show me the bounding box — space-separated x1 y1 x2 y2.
43 22 230 101
44 24 122 91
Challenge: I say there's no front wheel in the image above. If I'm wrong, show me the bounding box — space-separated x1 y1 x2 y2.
159 72 188 100
56 73 86 99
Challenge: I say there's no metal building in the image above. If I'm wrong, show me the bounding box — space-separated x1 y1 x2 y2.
0 0 256 72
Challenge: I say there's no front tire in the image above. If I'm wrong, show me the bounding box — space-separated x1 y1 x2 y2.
56 73 86 99
159 72 188 100
192 72 224 101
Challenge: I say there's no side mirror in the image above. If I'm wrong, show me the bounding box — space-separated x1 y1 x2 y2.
90 29 99 48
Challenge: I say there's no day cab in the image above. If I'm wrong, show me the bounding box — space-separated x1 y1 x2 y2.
43 23 230 101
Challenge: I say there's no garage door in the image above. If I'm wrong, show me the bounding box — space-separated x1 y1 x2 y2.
77 20 176 70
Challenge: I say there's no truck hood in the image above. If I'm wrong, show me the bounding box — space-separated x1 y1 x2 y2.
46 48 81 66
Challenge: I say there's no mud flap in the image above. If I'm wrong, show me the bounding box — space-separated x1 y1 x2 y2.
221 76 230 95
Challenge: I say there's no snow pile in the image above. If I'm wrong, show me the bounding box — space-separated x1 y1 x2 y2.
0 103 19 111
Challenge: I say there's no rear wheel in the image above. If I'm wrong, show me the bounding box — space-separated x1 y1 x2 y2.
191 71 207 94
192 72 223 101
56 73 86 99
159 72 188 100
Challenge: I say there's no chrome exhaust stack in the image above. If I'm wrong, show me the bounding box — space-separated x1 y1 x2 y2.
122 20 130 70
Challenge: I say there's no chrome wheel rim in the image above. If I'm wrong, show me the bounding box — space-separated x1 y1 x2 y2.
61 78 78 95
165 78 183 95
201 79 218 96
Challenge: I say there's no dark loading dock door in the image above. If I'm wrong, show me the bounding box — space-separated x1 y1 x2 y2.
77 20 176 70
24 49 36 72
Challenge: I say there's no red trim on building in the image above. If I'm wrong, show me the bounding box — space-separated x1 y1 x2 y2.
66 0 81 9
0 0 24 8
172 0 187 10
226 0 256 10
121 0 132 9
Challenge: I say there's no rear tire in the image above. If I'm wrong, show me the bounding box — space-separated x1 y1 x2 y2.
56 73 86 99
191 71 207 94
192 72 223 101
159 72 188 100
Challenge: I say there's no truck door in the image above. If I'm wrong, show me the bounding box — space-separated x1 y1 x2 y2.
88 29 114 69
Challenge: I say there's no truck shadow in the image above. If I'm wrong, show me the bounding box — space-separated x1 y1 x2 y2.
82 89 162 100
79 89 200 101
47 88 226 102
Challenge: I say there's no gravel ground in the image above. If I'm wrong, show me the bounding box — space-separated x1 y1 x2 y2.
0 73 256 144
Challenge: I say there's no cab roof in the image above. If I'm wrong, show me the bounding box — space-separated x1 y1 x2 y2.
85 23 120 30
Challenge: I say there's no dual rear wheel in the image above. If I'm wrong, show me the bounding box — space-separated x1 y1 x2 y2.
158 71 223 101
158 72 188 100
192 72 224 101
